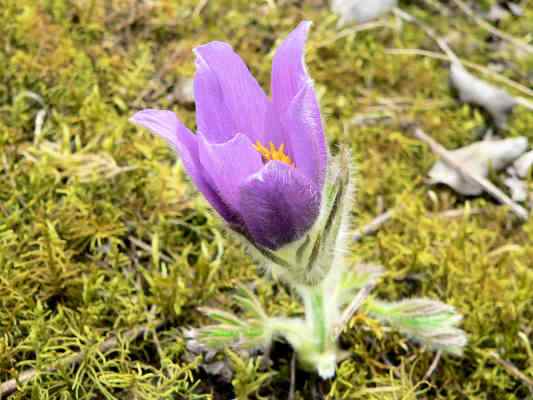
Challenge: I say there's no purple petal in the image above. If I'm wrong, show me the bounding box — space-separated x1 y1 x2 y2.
271 21 312 117
239 161 321 250
281 81 327 189
194 42 268 143
198 132 263 213
130 109 183 150
130 109 237 224
264 100 286 149
194 52 236 143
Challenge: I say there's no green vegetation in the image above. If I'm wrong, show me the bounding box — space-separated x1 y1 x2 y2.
1 1 532 398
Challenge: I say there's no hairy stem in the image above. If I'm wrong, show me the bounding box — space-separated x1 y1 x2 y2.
308 286 327 352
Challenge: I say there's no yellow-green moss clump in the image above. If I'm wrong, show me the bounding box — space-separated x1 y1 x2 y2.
1 0 533 398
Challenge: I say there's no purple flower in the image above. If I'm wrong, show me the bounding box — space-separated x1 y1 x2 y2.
131 21 327 250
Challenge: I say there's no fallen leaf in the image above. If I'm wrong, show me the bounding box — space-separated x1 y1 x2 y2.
507 3 524 16
512 150 533 178
449 62 517 129
331 0 397 26
172 77 195 105
503 176 528 202
486 4 510 21
428 137 528 195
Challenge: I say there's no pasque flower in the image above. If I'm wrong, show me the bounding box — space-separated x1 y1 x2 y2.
131 21 467 379
131 21 327 250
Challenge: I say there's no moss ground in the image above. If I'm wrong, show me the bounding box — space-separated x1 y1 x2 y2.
1 1 532 398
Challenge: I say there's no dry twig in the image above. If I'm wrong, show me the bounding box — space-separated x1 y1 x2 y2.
288 352 296 400
420 0 451 16
489 351 533 390
451 0 533 54
516 96 533 112
129 236 174 264
315 20 392 49
393 7 459 63
352 206 484 242
193 0 209 16
385 48 533 98
353 210 395 241
335 283 376 339
423 350 442 380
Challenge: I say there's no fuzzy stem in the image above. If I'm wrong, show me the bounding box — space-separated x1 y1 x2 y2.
295 283 339 379
297 285 328 350
308 286 327 352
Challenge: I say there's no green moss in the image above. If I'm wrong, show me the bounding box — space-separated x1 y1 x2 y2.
1 0 532 398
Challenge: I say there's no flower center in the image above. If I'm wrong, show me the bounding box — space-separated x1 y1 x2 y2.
253 141 294 166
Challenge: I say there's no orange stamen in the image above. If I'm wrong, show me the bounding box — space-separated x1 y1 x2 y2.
253 140 294 166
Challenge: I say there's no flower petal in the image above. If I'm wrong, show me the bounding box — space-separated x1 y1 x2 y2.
271 21 312 116
281 82 327 189
130 109 183 150
239 161 321 250
194 41 268 143
194 52 237 143
130 109 237 223
264 100 286 148
198 132 263 213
